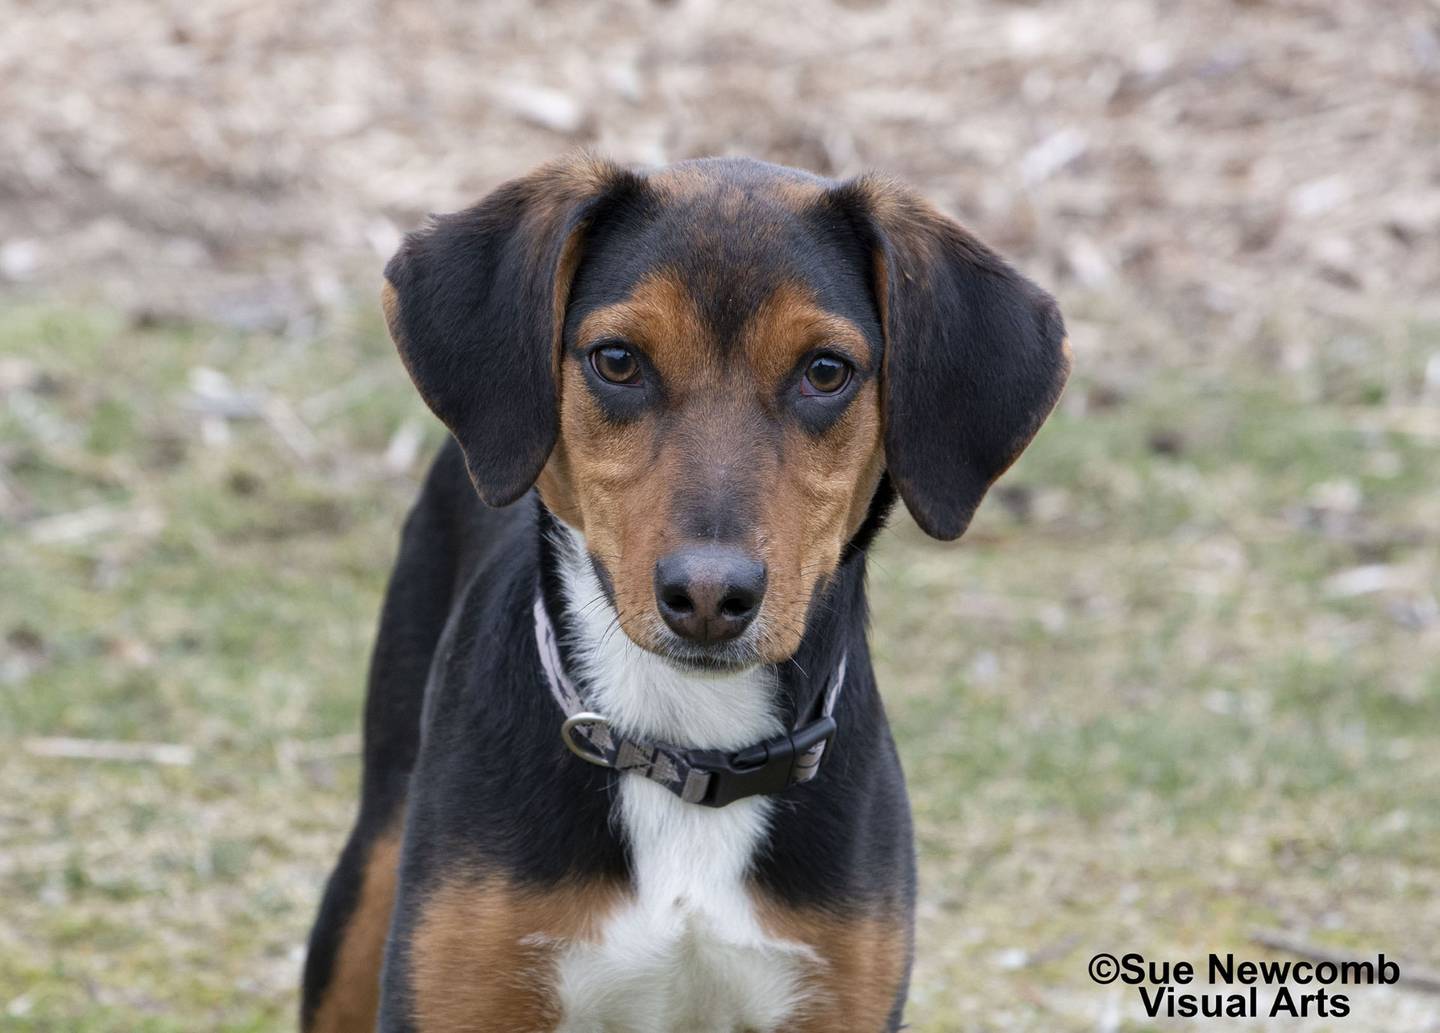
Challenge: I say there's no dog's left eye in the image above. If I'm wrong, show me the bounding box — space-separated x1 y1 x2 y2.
592 344 641 386
800 354 852 396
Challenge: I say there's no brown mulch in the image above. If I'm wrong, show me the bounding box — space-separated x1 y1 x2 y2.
2 0 1437 355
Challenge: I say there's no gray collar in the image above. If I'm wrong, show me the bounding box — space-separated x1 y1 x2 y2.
532 595 845 808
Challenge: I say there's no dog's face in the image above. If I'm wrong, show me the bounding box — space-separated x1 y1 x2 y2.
383 156 1070 669
534 165 885 666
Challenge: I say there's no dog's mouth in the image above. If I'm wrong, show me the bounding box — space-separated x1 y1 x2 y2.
648 627 767 676
662 652 755 675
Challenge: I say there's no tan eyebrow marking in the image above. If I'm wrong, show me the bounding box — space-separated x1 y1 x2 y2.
742 280 871 386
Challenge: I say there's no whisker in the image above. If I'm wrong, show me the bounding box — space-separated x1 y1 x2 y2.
598 609 632 654
576 592 611 617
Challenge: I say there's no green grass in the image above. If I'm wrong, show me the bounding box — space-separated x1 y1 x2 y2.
2 301 1438 1031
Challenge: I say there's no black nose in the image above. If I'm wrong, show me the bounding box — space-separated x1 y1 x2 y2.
654 545 767 645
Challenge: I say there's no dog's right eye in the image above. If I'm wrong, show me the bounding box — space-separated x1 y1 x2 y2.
591 344 642 386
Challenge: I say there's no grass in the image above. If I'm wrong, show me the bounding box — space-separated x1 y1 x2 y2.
1 300 1437 1031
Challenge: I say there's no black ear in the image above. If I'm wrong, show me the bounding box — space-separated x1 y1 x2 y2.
833 178 1072 540
382 155 638 506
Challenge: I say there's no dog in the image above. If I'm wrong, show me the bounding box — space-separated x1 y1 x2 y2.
300 154 1070 1033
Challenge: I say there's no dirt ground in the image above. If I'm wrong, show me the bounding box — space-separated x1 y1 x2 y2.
3 1 1439 1031
4 0 1438 352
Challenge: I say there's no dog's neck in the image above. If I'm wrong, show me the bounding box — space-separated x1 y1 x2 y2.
535 498 881 751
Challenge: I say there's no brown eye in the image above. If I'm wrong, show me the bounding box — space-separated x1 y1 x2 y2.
801 354 852 396
592 344 641 386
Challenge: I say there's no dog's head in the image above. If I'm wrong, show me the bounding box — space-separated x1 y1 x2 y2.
383 155 1070 670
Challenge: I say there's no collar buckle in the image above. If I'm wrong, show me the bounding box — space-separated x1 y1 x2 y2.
535 590 847 807
560 712 614 767
693 715 838 808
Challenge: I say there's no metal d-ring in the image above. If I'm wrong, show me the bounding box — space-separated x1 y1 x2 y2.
560 712 613 767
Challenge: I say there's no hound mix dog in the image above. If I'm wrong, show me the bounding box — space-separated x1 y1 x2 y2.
302 155 1070 1033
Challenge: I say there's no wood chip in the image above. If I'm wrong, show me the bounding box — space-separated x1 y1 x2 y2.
24 737 195 766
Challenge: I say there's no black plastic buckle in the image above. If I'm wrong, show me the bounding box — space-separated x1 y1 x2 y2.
692 715 838 808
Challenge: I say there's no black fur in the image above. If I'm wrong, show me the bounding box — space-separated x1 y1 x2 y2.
829 180 1071 540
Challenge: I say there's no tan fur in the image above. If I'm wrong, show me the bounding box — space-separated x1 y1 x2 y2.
380 280 402 342
537 271 883 664
309 827 403 1033
745 285 882 658
408 875 627 1033
515 153 625 235
539 271 710 641
753 894 908 1032
650 162 826 214
381 277 435 418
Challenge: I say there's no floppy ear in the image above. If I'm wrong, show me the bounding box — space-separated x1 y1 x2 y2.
382 155 637 506
834 178 1072 540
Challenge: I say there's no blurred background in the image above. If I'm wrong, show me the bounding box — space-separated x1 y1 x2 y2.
2 0 1438 1030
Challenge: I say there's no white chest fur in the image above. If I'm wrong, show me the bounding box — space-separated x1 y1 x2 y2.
548 526 813 1033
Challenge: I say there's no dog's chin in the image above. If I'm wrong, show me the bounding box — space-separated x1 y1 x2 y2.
662 653 756 677
644 635 765 678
